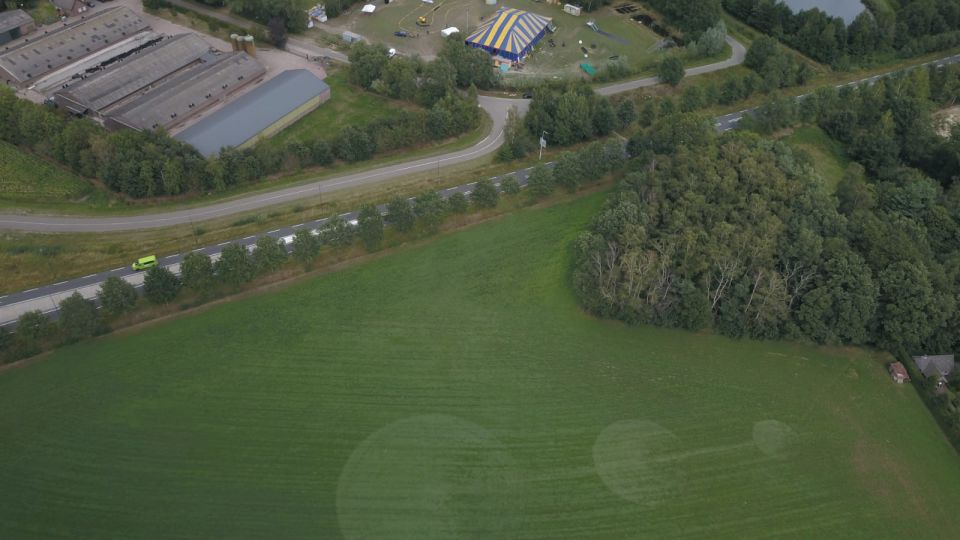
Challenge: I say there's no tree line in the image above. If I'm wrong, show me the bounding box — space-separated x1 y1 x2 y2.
0 45 481 200
747 61 960 188
725 0 960 67
6 160 620 364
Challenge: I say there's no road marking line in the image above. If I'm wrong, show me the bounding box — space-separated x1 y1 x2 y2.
53 281 67 286
24 288 37 293
112 267 123 271
83 274 95 279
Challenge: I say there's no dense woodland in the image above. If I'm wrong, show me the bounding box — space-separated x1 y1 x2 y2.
574 62 960 442
726 0 960 66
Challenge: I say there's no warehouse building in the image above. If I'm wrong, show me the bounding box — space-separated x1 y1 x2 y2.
54 33 213 115
104 50 265 132
0 9 35 46
176 69 330 156
0 7 148 86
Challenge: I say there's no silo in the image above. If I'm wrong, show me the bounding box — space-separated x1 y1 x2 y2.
229 34 240 51
242 35 256 57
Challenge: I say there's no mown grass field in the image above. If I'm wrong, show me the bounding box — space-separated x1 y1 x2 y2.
784 125 851 191
269 70 417 147
1 193 958 537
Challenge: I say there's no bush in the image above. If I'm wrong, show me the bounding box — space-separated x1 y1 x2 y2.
500 177 521 195
58 292 103 344
144 266 182 304
471 179 499 209
526 164 555 200
215 243 255 287
657 57 686 86
98 276 138 316
447 192 469 213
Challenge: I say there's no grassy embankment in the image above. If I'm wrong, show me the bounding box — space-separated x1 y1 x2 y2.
0 69 489 217
783 124 851 191
1 193 958 537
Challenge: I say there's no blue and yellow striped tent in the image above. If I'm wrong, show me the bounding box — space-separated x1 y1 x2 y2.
465 8 552 61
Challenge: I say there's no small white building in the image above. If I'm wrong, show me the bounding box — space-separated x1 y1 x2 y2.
441 27 460 38
361 4 376 14
563 3 581 16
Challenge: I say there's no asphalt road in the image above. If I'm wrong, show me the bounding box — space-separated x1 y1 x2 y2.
0 95 524 233
0 165 547 327
0 34 745 233
4 40 960 326
596 36 747 96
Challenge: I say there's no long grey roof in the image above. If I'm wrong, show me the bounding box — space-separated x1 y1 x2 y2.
107 50 264 131
0 7 148 83
56 34 212 113
176 69 330 156
0 9 33 34
913 355 956 379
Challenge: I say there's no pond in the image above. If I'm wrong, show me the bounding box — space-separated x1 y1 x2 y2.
782 0 866 24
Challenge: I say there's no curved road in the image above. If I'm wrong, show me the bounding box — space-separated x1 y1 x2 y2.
0 36 747 232
5 51 960 326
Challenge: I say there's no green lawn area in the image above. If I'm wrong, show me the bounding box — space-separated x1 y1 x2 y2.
784 125 851 191
2 193 959 537
268 70 416 147
0 141 113 209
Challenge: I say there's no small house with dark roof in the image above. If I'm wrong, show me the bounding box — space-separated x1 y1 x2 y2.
888 362 910 384
912 354 955 387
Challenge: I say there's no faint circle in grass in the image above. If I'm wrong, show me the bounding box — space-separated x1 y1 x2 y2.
337 414 523 539
752 420 799 458
592 420 684 507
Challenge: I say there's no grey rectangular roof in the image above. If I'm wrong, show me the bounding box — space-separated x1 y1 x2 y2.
107 51 265 131
56 34 212 113
176 69 330 156
0 10 33 34
913 355 956 379
0 7 148 83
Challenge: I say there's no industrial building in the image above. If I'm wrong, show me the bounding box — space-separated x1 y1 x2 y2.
0 9 35 46
0 7 148 86
104 50 265 132
176 69 331 156
54 33 215 115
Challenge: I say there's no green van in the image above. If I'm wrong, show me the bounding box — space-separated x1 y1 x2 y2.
132 255 158 271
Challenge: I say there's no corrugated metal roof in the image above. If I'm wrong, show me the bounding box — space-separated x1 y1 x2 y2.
0 7 148 83
175 69 330 156
57 34 212 113
0 9 33 34
107 51 265 131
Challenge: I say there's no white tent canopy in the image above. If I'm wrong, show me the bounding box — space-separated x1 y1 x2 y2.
361 4 376 13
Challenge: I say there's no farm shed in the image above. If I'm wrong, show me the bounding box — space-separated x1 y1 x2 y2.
175 69 331 157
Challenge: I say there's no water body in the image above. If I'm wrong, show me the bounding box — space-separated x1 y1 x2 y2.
782 0 866 24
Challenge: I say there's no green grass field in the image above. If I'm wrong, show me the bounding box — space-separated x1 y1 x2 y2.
268 70 418 147
0 141 113 210
1 193 958 537
784 125 851 191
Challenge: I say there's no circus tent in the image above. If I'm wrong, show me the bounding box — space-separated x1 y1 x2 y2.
464 8 552 61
